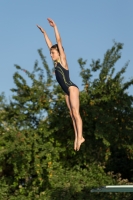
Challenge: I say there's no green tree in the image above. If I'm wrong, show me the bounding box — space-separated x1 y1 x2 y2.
78 42 133 180
0 43 133 200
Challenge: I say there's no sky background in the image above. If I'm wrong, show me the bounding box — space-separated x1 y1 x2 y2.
0 1 133 100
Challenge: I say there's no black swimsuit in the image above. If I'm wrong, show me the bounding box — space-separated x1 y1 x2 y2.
55 62 79 95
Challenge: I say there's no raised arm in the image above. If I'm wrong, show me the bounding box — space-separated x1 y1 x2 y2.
36 25 52 49
47 18 67 67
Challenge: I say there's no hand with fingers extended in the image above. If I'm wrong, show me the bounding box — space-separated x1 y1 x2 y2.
36 25 45 34
47 18 56 27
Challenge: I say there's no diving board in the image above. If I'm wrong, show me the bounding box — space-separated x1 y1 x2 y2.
91 185 133 192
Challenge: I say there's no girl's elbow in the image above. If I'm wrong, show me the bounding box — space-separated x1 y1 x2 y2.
57 38 61 43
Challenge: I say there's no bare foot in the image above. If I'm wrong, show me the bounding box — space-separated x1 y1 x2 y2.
76 137 85 151
74 139 77 151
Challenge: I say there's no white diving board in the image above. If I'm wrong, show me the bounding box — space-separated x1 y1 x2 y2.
91 185 133 192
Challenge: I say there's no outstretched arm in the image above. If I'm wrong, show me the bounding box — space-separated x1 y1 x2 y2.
36 25 52 49
47 18 67 67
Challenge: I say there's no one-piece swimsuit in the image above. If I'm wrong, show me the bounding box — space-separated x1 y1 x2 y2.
55 62 79 95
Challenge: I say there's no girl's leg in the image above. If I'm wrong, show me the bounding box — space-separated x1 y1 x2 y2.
65 95 78 150
68 86 85 151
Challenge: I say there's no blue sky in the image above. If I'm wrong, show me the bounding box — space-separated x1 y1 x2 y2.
0 1 133 99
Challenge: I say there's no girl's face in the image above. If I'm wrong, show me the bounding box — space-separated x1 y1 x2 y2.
50 48 60 61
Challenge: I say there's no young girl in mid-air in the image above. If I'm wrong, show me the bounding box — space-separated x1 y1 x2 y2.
37 18 85 151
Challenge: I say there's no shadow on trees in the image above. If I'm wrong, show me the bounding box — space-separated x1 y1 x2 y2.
106 147 133 181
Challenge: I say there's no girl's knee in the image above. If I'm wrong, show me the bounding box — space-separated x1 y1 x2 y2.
72 109 79 119
69 111 73 118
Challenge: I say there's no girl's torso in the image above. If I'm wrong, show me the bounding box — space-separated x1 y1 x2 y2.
54 61 78 95
54 62 70 84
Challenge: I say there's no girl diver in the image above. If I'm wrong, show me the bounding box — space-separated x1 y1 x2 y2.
37 18 85 151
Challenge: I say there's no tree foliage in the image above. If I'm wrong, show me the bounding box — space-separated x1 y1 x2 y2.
0 43 133 199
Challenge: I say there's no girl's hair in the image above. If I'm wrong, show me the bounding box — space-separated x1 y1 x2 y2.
50 44 64 54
